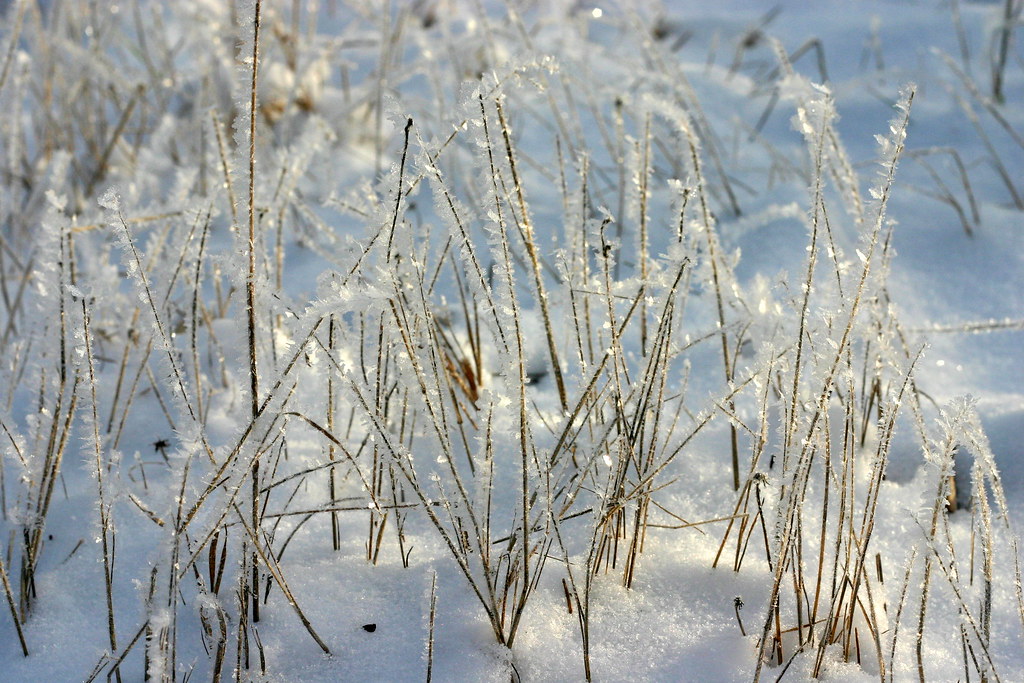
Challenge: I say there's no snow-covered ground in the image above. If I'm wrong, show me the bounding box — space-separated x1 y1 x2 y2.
0 1 1021 681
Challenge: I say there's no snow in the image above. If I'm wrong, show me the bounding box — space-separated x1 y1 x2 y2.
0 0 1022 681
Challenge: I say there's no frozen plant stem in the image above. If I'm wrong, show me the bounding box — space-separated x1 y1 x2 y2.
247 0 263 629
247 1 262 446
992 0 1021 103
82 297 120 682
426 571 437 683
494 98 568 413
683 124 739 490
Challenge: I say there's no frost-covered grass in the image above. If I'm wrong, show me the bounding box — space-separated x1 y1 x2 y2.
0 1 1023 681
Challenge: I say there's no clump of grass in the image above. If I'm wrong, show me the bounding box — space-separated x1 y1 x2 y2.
1 3 1022 682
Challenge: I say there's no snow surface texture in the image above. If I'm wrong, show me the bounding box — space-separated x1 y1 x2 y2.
0 0 1022 681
